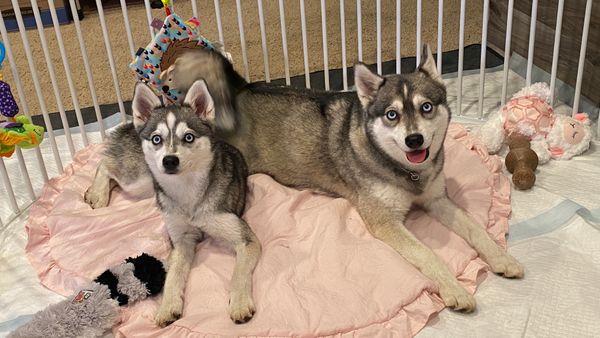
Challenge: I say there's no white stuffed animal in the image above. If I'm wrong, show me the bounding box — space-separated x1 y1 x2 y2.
476 82 592 164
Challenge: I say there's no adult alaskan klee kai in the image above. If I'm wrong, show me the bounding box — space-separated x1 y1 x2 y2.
84 80 261 326
160 44 524 312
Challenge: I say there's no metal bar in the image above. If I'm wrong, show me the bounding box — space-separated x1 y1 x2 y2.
278 0 291 85
376 0 382 74
257 0 271 82
119 0 136 59
572 0 592 116
357 0 362 62
31 0 76 158
416 0 422 65
0 13 48 182
526 0 538 86
143 0 155 38
437 0 443 74
48 0 89 147
477 0 490 119
501 0 514 106
191 0 198 18
396 0 401 73
0 158 19 214
235 0 250 81
549 0 565 107
95 0 127 124
8 1 63 173
14 148 36 201
68 0 105 139
214 0 225 45
300 0 311 88
321 0 330 90
457 0 466 115
340 0 348 90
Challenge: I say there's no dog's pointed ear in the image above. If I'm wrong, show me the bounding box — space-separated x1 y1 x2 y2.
418 44 443 84
184 80 215 123
354 63 384 108
132 83 161 130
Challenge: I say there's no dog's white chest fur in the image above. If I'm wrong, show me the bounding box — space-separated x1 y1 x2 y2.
156 169 214 241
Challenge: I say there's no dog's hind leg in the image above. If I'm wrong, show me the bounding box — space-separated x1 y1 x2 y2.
202 213 261 324
155 230 200 327
357 199 477 312
84 160 117 209
424 196 524 278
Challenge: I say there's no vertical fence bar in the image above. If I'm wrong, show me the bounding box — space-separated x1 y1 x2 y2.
214 0 225 45
257 0 271 82
14 148 36 201
31 0 76 158
477 0 490 119
143 0 155 38
416 0 422 65
119 0 136 59
457 0 466 116
0 158 19 214
525 0 538 86
549 0 565 106
68 0 105 140
340 0 348 90
235 0 250 81
376 0 382 74
96 0 127 124
191 0 198 18
437 0 443 73
300 0 311 88
320 0 330 90
8 1 63 173
501 0 514 106
396 0 401 73
278 0 291 85
0 13 49 182
572 0 592 116
48 0 89 147
357 0 362 62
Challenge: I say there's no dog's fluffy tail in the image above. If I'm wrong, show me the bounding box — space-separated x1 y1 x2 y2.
164 48 247 133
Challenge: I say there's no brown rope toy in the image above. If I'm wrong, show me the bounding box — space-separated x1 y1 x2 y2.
505 135 539 190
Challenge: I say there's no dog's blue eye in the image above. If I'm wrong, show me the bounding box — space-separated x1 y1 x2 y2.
184 133 195 143
151 135 162 145
386 110 399 121
421 102 433 113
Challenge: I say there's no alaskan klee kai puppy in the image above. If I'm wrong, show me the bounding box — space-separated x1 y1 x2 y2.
84 80 261 326
160 44 524 312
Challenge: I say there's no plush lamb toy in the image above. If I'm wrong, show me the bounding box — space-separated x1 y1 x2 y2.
9 253 166 338
476 82 592 164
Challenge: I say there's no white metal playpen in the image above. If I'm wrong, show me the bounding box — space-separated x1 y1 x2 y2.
0 0 597 226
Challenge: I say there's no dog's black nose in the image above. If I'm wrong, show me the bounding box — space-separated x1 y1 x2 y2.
162 85 170 93
162 156 179 172
405 134 424 149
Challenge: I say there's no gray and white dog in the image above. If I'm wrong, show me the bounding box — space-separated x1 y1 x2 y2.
84 80 261 326
161 44 524 312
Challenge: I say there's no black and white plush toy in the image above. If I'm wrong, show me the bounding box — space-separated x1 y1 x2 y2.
9 253 166 338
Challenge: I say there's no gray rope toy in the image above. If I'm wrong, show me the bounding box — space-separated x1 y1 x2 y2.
9 253 166 338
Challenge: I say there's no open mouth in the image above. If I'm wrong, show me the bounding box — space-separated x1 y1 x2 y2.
406 148 429 164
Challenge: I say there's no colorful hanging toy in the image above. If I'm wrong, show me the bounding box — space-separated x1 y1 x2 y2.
129 0 221 105
0 41 44 157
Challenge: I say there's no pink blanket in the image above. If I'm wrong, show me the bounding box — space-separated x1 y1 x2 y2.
26 124 510 337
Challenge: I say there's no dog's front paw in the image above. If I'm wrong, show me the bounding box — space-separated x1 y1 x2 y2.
439 284 476 312
488 254 524 278
84 188 109 209
155 296 184 327
229 293 256 324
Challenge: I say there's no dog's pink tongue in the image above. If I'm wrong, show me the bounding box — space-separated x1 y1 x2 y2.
406 149 427 163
